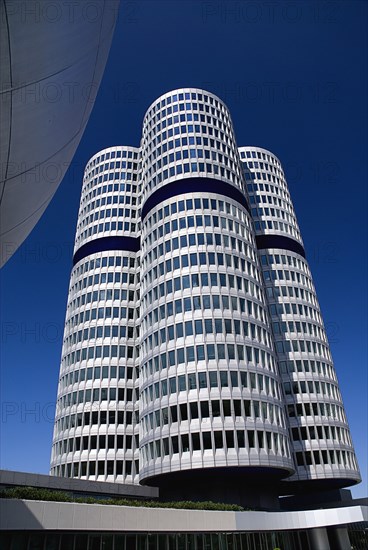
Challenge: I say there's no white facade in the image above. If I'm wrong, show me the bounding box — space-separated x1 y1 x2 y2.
51 89 360 496
0 0 119 266
50 147 140 484
239 146 360 488
139 90 292 485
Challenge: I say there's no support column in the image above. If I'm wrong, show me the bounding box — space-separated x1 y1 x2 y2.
308 528 330 550
327 527 351 550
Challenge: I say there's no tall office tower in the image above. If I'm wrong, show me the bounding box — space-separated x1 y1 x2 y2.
138 90 293 506
239 146 360 491
50 146 141 484
51 89 360 505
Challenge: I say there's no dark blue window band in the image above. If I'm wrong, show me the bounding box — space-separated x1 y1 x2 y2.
73 236 140 266
141 177 249 220
255 235 306 258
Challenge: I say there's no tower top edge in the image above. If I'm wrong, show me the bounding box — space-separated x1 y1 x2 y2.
84 145 140 169
143 88 231 121
238 146 282 166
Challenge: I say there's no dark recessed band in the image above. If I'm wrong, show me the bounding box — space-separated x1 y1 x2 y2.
141 177 249 220
255 234 306 258
73 236 140 266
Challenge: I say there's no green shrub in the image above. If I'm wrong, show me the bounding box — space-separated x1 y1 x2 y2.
0 486 244 511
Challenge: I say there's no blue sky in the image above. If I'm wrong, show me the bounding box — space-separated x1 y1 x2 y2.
1 1 367 497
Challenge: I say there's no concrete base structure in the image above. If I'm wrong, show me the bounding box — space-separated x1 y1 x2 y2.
0 470 367 550
0 499 367 550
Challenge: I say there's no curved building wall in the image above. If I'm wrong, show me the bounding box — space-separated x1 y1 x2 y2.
50 147 140 484
138 90 294 492
0 0 120 267
239 146 360 489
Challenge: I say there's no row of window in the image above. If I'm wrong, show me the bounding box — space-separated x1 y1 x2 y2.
70 284 137 306
274 338 330 359
54 410 139 434
144 102 230 134
143 230 256 272
248 182 292 212
268 300 324 327
273 320 326 342
80 181 138 212
57 386 137 411
142 269 263 311
145 96 229 128
140 366 279 407
86 147 139 171
77 221 139 245
142 275 262 321
59 365 137 392
295 449 357 470
143 197 251 236
146 90 226 117
144 135 237 175
142 119 235 154
66 306 136 326
68 273 138 313
142 290 268 334
251 205 296 226
142 246 257 293
84 169 139 189
141 398 285 433
142 316 272 355
63 324 138 351
286 401 347 423
142 121 235 155
82 181 136 199
85 160 139 182
244 169 287 192
72 254 138 279
250 192 293 214
261 253 310 273
69 258 138 298
68 286 137 310
61 344 139 368
141 429 290 461
52 459 138 478
64 317 138 346
77 200 138 238
144 145 239 181
141 106 240 193
143 163 240 197
249 201 296 228
78 197 137 233
142 264 263 309
267 286 318 313
243 158 283 175
67 294 138 319
284 379 340 400
291 424 352 446
143 217 252 259
240 147 282 167
140 344 278 389
1 529 313 549
80 207 136 233
141 369 280 401
279 359 336 380
253 218 300 239
54 433 139 455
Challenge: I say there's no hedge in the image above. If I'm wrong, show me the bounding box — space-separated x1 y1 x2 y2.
0 486 245 511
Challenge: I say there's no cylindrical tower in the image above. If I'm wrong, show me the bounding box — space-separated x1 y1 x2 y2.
138 89 294 504
239 146 360 491
50 146 141 484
